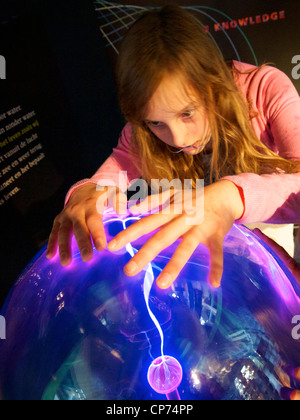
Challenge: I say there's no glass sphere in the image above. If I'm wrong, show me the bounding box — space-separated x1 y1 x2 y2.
0 210 300 400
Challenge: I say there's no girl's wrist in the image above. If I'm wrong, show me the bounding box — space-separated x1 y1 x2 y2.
215 180 245 220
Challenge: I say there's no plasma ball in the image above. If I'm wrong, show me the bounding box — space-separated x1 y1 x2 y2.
147 355 183 395
1 211 300 400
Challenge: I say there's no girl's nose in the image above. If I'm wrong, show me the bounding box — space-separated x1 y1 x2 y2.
169 122 188 148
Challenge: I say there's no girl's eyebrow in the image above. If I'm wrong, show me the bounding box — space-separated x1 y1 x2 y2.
179 101 199 112
172 101 199 115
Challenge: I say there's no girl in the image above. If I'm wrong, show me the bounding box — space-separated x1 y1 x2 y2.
46 5 300 289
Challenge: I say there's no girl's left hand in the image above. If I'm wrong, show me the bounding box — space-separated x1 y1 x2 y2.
107 180 244 289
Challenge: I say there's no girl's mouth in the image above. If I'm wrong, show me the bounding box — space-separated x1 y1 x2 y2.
173 141 202 153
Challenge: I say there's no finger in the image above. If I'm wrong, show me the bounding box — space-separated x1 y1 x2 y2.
290 367 300 390
291 390 300 400
57 219 74 266
281 387 300 401
156 234 199 289
123 222 182 277
96 193 108 215
107 188 127 215
114 190 128 215
280 387 296 400
130 193 160 215
207 237 224 288
72 219 94 262
86 212 106 251
46 220 60 259
281 366 300 387
130 190 175 215
108 212 173 251
123 216 191 277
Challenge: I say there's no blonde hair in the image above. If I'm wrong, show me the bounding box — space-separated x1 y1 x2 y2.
116 5 298 186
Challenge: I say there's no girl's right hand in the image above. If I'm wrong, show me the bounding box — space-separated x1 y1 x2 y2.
46 184 127 266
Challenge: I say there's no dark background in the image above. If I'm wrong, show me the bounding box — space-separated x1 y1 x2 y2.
0 0 299 307
94 0 300 91
0 0 123 306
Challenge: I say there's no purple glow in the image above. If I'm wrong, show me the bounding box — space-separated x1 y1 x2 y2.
147 355 183 396
1 210 300 400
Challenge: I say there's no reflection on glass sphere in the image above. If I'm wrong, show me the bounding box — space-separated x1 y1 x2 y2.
0 210 300 400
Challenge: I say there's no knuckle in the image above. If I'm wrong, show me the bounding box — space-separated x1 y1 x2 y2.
52 214 62 227
65 203 82 217
72 219 85 233
182 232 199 248
86 214 103 232
57 217 73 233
136 246 156 264
152 229 166 242
83 196 98 208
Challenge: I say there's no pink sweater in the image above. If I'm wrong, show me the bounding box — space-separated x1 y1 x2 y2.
66 61 300 224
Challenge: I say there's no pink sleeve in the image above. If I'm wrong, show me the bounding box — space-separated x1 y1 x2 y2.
223 173 300 224
65 123 141 204
222 65 300 223
261 67 300 160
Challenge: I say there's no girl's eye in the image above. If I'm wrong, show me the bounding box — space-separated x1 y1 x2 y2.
182 110 195 118
147 121 163 127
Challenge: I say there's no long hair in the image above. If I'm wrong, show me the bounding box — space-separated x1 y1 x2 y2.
116 5 299 186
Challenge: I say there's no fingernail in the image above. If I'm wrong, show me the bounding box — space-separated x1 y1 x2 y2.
209 275 221 289
60 253 70 266
291 390 300 400
125 261 138 274
157 273 172 289
80 248 92 262
108 239 117 250
81 248 90 257
60 253 67 261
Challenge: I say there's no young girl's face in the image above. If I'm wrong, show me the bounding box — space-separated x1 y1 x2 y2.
144 72 211 154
